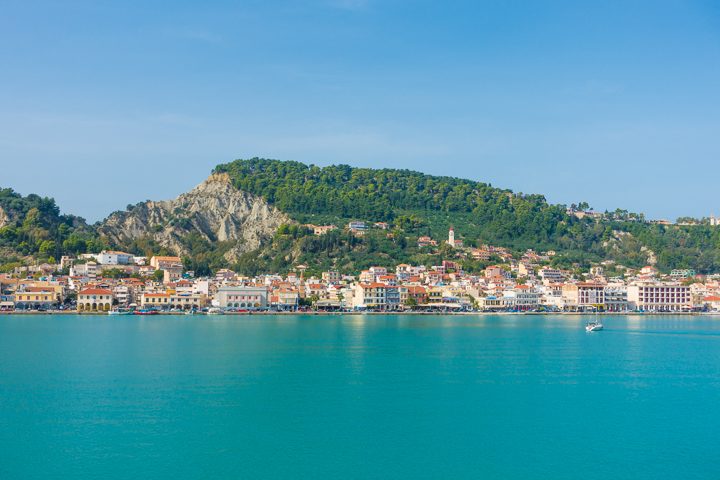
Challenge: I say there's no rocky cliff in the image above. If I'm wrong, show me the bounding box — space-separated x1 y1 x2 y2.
98 173 291 261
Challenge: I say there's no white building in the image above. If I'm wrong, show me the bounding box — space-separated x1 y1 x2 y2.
140 292 206 310
216 286 269 309
352 283 387 310
603 285 628 312
348 221 367 234
448 227 456 247
70 262 98 279
627 283 691 312
538 268 564 284
510 286 540 311
97 250 134 266
562 283 605 310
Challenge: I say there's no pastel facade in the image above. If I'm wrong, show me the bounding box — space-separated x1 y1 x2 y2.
140 292 206 310
77 288 114 312
217 286 269 309
627 284 691 312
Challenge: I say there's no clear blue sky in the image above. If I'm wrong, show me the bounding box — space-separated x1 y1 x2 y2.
2 0 719 222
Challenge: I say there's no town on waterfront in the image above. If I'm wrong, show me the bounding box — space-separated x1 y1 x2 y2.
2 226 720 315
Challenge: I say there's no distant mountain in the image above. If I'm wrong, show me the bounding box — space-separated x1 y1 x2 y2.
2 158 719 275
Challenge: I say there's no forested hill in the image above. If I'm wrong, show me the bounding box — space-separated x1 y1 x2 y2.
213 158 573 250
1 158 719 275
214 158 720 273
0 188 102 266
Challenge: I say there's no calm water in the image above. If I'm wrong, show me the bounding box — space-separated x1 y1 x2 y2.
1 314 720 479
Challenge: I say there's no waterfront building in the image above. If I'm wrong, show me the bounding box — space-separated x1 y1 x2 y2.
273 290 299 311
627 283 691 312
0 293 14 311
217 285 269 309
14 288 57 310
702 296 720 312
385 285 401 310
562 283 605 311
305 283 326 300
353 283 387 310
426 287 444 303
140 292 206 310
478 295 514 311
603 285 628 312
77 288 114 312
400 285 427 305
512 285 540 311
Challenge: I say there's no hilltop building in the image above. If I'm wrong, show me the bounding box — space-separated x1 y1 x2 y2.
446 227 463 248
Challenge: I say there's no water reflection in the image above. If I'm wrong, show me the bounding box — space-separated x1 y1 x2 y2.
345 315 368 376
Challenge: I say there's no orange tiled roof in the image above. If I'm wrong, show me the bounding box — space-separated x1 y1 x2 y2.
79 288 113 295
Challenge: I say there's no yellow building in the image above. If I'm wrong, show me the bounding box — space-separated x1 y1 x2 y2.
77 288 114 312
140 292 206 310
14 289 56 309
149 256 183 270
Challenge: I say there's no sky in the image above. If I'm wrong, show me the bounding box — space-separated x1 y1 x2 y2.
1 0 719 222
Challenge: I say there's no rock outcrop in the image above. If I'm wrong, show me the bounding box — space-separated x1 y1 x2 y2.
98 173 290 261
0 206 7 229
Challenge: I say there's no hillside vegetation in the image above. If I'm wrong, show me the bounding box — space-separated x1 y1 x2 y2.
1 158 719 275
0 188 103 270
215 158 720 274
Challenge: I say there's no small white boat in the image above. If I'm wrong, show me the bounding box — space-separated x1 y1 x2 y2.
108 309 134 316
586 321 603 332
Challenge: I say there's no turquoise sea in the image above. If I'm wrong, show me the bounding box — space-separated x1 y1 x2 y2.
1 314 720 479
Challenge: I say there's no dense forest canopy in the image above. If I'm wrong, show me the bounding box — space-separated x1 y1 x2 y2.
214 158 576 250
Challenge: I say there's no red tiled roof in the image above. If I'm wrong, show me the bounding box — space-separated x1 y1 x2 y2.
79 288 113 295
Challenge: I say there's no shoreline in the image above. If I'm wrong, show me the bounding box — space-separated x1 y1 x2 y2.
2 311 718 316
